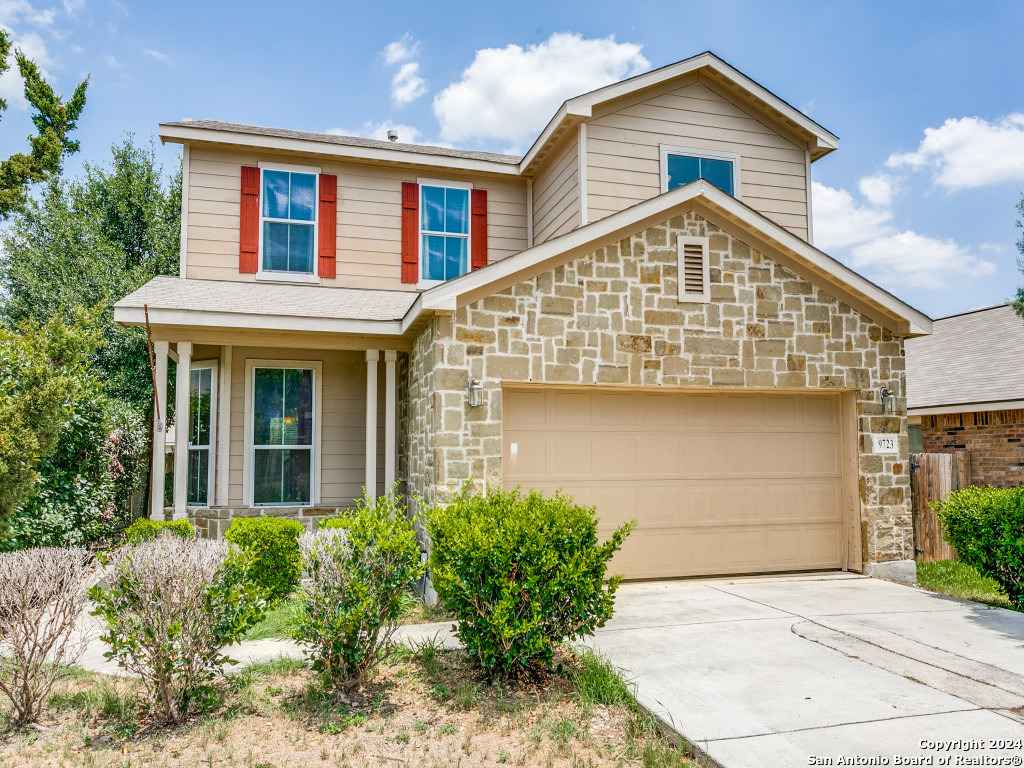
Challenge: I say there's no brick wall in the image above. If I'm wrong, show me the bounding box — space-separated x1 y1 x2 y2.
402 211 913 566
921 409 1024 487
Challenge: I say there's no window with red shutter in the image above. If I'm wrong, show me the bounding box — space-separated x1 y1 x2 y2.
401 181 419 283
471 188 487 270
239 166 260 273
318 174 337 279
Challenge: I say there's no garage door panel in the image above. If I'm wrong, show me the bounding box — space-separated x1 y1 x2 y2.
503 387 850 579
504 389 547 428
638 434 680 476
505 433 547 477
593 435 638 475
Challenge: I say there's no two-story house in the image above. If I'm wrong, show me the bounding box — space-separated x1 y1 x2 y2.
115 52 931 583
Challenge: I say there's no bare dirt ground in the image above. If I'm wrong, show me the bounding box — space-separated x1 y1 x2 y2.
0 646 695 768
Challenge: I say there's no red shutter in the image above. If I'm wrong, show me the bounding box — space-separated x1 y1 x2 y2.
471 188 487 270
401 182 419 284
318 173 337 279
239 166 260 273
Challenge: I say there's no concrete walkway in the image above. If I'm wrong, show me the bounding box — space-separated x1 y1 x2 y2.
76 614 460 677
587 573 1024 767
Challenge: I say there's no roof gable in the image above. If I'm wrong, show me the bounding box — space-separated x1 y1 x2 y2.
520 51 839 175
420 181 928 337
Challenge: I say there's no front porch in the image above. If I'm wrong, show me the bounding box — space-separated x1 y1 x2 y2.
149 338 403 537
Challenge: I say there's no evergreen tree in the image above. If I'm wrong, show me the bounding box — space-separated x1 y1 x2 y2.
0 30 89 217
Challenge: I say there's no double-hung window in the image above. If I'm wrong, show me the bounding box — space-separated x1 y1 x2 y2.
261 169 317 274
420 183 470 282
187 364 216 507
251 367 315 506
661 145 741 197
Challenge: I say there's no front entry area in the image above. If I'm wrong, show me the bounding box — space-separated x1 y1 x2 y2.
502 386 859 579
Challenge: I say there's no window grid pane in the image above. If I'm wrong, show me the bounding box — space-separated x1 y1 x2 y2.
667 153 734 197
261 170 316 274
420 185 470 281
252 367 314 506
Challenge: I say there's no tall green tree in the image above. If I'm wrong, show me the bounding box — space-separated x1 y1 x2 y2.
1012 193 1024 320
0 30 88 217
0 310 103 531
0 137 180 409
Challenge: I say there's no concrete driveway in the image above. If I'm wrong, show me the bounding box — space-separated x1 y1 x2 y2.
589 573 1024 767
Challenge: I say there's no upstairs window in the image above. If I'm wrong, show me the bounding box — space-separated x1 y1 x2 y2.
420 183 470 282
261 169 317 274
661 145 741 197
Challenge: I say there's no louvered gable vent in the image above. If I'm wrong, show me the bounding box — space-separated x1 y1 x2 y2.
677 235 710 303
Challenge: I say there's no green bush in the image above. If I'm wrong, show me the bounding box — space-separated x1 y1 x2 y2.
296 491 424 694
224 517 304 603
90 536 266 724
124 517 195 544
426 486 634 681
933 485 1024 609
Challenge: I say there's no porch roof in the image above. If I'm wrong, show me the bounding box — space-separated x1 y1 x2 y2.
114 276 417 334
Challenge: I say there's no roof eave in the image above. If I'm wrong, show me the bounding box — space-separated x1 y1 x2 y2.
158 123 522 177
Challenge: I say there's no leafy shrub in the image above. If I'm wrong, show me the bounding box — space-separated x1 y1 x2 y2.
124 517 196 544
0 547 93 725
225 517 305 603
296 492 423 695
90 536 266 724
933 485 1023 609
427 487 633 681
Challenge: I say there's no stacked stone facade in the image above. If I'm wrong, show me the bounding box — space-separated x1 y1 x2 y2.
179 507 336 539
401 212 912 567
921 409 1024 487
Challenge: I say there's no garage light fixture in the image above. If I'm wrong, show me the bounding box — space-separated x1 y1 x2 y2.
880 386 898 414
468 377 484 407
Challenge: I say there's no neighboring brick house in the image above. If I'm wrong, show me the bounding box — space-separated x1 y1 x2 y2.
906 303 1024 487
114 52 931 583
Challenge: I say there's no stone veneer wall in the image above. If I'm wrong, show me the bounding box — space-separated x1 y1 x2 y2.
181 507 336 539
402 212 912 566
921 409 1024 487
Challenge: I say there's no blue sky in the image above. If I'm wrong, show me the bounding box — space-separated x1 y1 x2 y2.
2 0 1023 319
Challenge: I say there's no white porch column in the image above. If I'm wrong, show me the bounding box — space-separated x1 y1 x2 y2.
216 345 232 507
365 350 379 499
150 341 169 520
173 341 192 520
384 351 397 492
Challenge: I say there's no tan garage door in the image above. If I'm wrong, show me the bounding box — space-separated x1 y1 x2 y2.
502 387 855 580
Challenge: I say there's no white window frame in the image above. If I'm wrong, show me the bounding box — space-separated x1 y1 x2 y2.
256 160 321 282
677 235 711 304
242 359 323 508
416 176 473 289
187 360 218 508
659 144 742 198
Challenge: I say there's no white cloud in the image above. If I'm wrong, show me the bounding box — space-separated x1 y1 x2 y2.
0 0 54 26
326 121 423 145
887 114 1024 190
849 231 996 290
0 28 53 109
61 0 84 15
143 48 168 61
103 53 122 69
383 33 418 65
858 173 895 207
811 181 893 250
433 32 649 150
391 61 426 106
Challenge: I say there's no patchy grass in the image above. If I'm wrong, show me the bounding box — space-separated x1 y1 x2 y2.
917 560 1014 610
244 591 452 641
0 646 696 767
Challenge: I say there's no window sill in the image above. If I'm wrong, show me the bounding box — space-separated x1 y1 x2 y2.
416 279 445 290
255 272 320 285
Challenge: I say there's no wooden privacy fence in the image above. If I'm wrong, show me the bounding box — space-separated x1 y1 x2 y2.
910 451 971 562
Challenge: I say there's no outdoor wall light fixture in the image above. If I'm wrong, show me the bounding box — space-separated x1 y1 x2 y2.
468 377 484 407
880 386 898 414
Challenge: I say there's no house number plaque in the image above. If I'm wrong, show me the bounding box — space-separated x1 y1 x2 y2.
870 434 899 454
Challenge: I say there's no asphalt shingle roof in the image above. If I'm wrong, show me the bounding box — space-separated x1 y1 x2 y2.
163 120 522 165
905 303 1024 409
114 276 417 323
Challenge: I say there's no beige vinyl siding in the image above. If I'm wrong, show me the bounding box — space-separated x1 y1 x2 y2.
531 132 579 244
185 147 528 290
585 77 810 240
227 347 387 507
